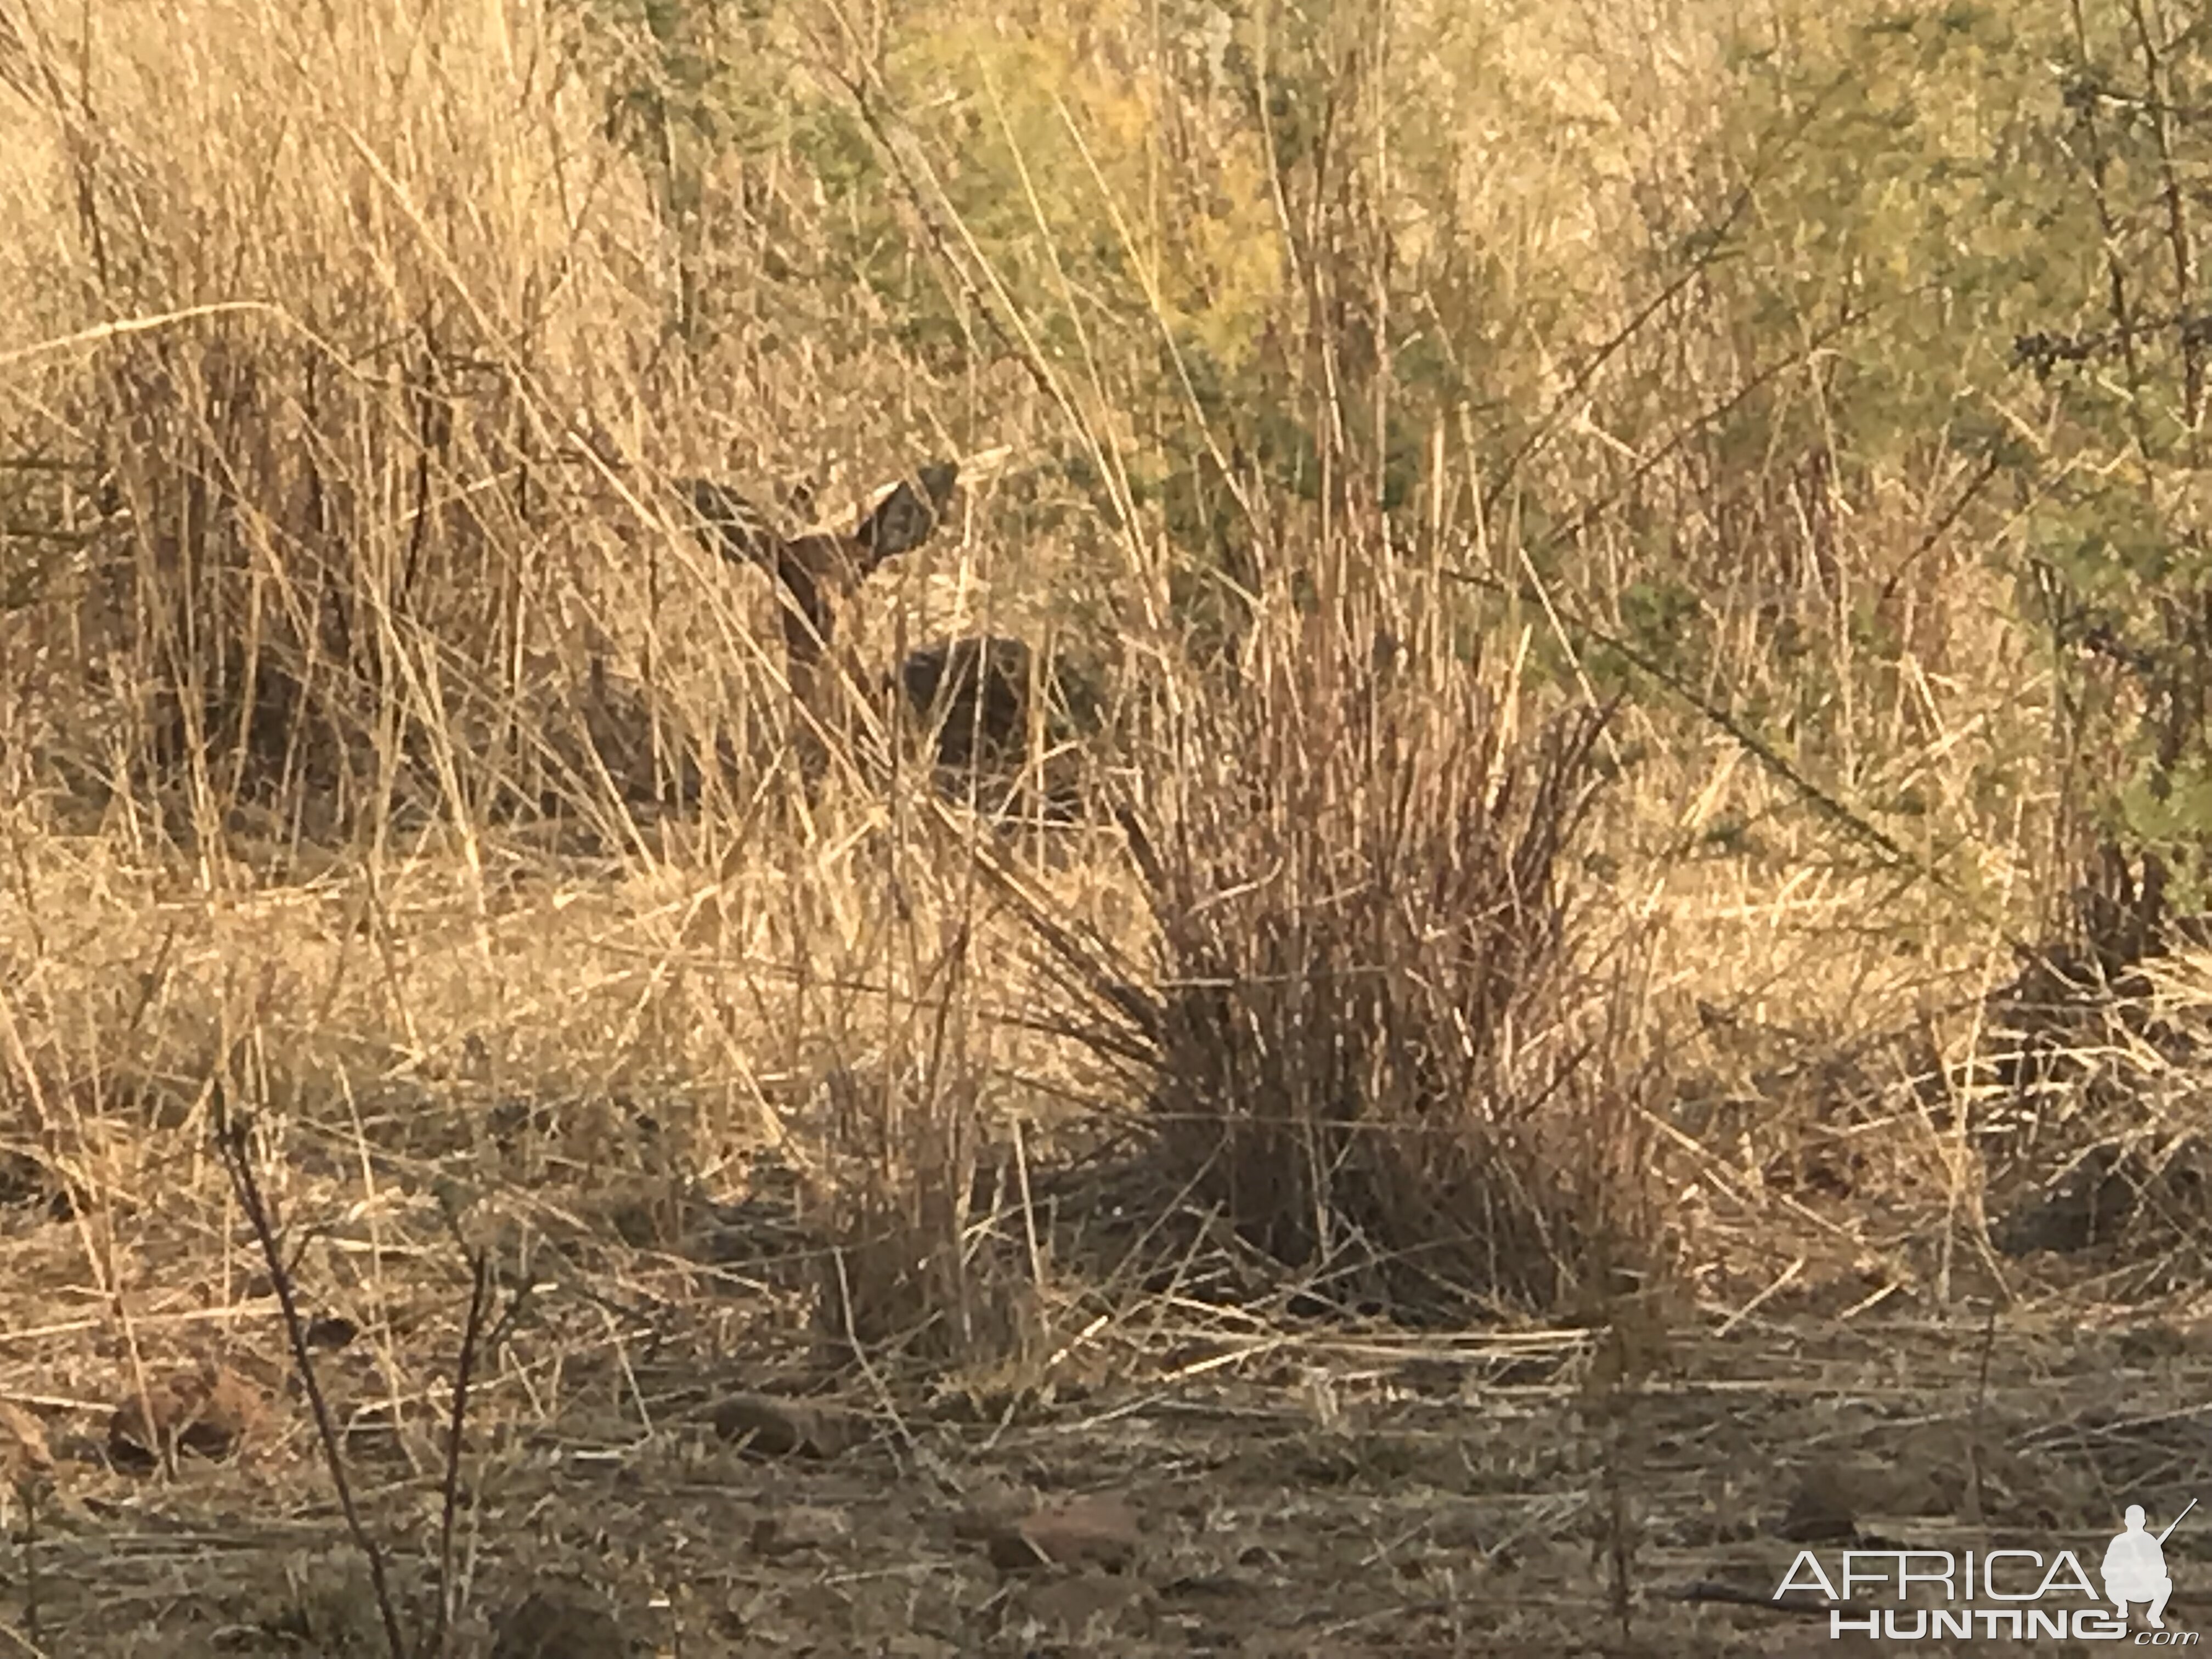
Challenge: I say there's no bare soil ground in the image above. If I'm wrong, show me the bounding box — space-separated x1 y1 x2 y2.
5 1145 2206 1658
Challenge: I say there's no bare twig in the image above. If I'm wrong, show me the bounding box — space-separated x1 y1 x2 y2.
15 1474 39 1654
427 1251 492 1659
214 1084 411 1659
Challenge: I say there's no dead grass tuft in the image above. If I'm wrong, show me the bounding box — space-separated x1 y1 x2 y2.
1002 552 1657 1319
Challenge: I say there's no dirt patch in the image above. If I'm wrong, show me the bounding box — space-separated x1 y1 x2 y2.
5 1240 2209 1659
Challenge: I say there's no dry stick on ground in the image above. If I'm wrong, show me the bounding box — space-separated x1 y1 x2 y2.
428 1253 493 1659
1670 1583 1833 1620
0 1402 50 1654
18 1491 35 1657
215 1085 411 1659
9 1471 38 1656
216 1084 493 1659
1965 1300 1998 1528
826 1248 926 1475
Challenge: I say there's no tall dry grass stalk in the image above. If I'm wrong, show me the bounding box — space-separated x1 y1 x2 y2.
1170 633 1644 1311
0 0 2138 1434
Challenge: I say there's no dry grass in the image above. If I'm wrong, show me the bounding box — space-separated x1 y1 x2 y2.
4 0 2212 1649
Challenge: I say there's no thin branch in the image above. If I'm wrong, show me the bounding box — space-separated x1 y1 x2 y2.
215 1085 410 1659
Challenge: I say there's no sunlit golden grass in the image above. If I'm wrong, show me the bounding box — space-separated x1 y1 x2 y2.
0 0 2094 1348
0 0 2185 1559
20 0 2212 1650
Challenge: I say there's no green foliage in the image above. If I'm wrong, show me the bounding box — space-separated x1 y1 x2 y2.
1478 0 2209 904
1618 577 1701 679
1982 6 2212 907
1671 4 2068 528
551 0 2212 915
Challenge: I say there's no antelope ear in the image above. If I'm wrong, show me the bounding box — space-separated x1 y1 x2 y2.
854 460 961 565
687 477 780 565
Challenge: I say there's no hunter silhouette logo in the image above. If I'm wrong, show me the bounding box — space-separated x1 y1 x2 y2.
1773 1497 2199 1641
2106 1499 2193 1630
